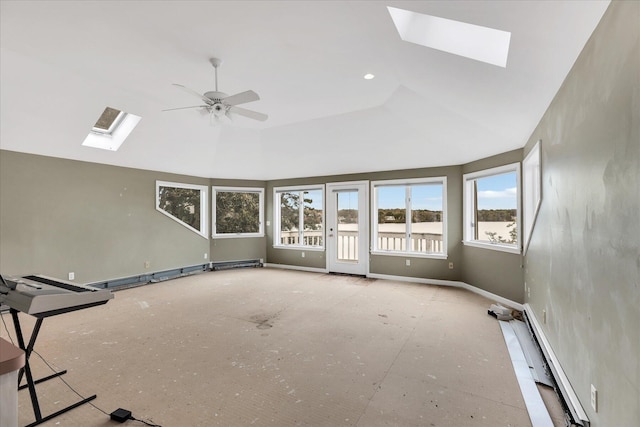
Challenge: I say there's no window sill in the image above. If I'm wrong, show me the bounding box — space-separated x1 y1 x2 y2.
463 240 521 254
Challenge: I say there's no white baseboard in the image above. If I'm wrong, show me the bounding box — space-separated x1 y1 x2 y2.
524 303 589 427
366 273 523 311
264 263 328 274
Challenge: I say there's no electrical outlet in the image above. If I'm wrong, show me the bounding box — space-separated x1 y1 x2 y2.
542 309 547 324
144 261 151 269
301 252 305 258
448 262 454 269
259 258 264 264
68 272 75 281
590 384 597 412
528 286 531 298
266 220 271 226
405 259 410 266
204 253 208 259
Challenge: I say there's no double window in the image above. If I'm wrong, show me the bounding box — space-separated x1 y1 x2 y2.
156 181 208 238
371 177 447 257
274 185 324 249
212 187 264 237
463 163 520 253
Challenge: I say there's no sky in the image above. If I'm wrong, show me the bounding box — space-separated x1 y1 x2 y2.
475 172 517 210
308 171 517 211
376 184 443 210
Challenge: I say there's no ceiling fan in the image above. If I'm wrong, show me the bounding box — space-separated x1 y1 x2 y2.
163 58 268 123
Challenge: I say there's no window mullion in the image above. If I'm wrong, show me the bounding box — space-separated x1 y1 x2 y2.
298 191 305 245
406 185 411 252
473 180 479 240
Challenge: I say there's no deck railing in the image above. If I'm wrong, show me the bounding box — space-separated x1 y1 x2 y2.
279 230 443 260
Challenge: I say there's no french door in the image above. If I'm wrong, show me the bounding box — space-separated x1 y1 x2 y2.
325 181 369 275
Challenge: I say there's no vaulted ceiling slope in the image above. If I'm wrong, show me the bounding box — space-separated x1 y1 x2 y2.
0 1 610 180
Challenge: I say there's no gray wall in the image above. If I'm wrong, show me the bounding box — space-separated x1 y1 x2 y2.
266 166 465 281
461 149 525 302
1 149 525 301
265 157 527 301
0 150 210 283
523 1 639 426
0 151 269 282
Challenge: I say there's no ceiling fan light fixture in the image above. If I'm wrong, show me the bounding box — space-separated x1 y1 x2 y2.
165 58 268 122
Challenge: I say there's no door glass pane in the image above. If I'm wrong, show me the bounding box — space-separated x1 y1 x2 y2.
377 186 407 251
279 192 299 245
337 191 358 261
410 184 444 253
302 189 323 247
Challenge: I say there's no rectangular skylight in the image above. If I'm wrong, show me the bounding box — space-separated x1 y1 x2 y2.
92 107 124 134
82 107 141 151
388 6 511 68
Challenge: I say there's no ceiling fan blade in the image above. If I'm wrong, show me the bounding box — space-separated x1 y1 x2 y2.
162 105 209 112
172 84 213 105
228 105 268 121
223 90 260 106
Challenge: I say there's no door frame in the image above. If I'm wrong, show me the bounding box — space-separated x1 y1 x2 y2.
325 181 369 275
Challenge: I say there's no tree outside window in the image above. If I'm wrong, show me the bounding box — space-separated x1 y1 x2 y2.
213 188 263 237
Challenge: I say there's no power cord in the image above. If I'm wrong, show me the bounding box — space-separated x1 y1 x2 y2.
0 311 162 426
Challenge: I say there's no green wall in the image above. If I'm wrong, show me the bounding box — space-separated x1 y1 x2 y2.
265 166 465 281
0 149 525 301
523 1 639 425
0 151 210 283
461 149 525 302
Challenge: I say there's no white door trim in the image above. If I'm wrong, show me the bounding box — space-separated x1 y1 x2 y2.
326 181 369 275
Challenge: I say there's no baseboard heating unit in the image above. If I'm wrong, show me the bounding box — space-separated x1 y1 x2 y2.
211 259 263 271
523 304 590 427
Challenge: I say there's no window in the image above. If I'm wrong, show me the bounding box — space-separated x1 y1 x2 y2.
522 141 542 254
82 106 141 151
274 185 324 249
463 163 520 253
212 187 264 238
92 107 125 134
156 181 208 238
372 177 446 257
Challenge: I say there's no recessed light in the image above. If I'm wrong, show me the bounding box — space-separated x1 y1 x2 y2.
364 73 375 80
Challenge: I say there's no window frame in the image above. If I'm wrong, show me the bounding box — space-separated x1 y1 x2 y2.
462 163 521 254
273 184 325 251
155 180 208 239
212 186 264 238
522 141 542 255
371 176 448 259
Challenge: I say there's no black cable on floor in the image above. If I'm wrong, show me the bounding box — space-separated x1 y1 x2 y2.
1 311 162 427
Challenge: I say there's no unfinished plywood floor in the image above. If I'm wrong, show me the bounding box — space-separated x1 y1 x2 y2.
1 268 558 426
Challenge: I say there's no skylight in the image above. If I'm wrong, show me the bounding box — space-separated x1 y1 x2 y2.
92 107 124 134
387 7 511 68
82 107 141 151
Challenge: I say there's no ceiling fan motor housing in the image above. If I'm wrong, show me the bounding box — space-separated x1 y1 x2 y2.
204 91 227 103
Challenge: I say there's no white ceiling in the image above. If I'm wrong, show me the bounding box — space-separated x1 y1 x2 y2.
0 1 610 180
